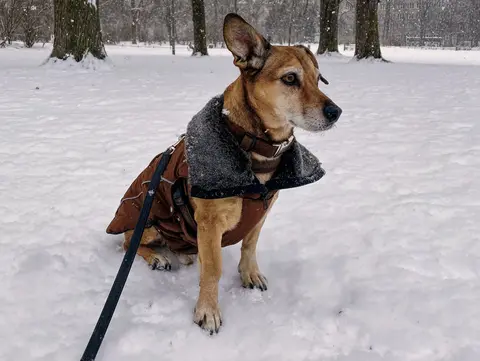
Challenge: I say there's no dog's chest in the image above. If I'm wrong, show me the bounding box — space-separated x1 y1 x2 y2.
220 191 277 247
251 152 277 184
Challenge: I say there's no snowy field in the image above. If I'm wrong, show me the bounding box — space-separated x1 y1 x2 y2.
1 44 480 361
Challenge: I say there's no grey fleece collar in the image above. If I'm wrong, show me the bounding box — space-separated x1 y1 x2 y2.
185 95 326 199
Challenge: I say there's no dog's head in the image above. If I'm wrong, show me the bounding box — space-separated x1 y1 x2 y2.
223 13 342 134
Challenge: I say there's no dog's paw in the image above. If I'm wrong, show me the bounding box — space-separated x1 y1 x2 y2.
176 253 196 266
193 300 222 335
239 268 268 291
147 253 172 271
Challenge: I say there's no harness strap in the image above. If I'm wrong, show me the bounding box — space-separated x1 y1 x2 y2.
172 180 198 233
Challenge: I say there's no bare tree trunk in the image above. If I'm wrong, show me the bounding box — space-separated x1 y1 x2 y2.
418 0 429 47
400 6 408 46
419 22 425 47
50 0 106 62
131 0 138 44
287 0 297 46
166 0 176 54
382 0 392 45
354 0 383 60
470 0 480 46
213 0 219 46
303 0 310 16
191 0 208 55
234 0 237 13
317 0 339 54
171 0 176 54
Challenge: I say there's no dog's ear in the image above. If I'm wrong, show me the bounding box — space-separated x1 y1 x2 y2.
223 13 270 71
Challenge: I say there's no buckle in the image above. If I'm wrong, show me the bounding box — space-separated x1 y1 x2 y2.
273 135 294 157
167 134 185 155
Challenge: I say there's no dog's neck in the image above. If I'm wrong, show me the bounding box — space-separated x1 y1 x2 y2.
224 76 294 184
223 76 293 143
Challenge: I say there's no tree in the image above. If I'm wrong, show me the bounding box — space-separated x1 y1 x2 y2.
0 0 23 45
418 0 432 47
317 0 339 54
438 0 466 47
287 0 297 45
130 0 140 44
470 0 480 46
165 0 176 54
50 0 106 62
382 0 393 45
212 0 219 45
354 0 382 60
191 0 207 55
20 0 52 48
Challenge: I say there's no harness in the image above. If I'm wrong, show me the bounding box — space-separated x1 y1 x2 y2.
169 125 295 241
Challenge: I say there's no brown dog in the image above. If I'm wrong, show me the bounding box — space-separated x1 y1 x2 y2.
107 13 341 334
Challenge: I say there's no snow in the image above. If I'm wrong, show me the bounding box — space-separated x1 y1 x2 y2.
1 44 480 361
44 53 112 70
341 46 480 66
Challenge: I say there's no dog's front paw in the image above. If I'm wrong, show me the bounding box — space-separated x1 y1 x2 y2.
193 299 222 335
239 267 268 291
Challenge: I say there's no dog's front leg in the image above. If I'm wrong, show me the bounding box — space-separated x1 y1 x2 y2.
238 193 278 291
191 197 242 334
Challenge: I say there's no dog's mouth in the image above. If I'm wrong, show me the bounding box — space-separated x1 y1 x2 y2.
288 119 336 132
320 121 337 131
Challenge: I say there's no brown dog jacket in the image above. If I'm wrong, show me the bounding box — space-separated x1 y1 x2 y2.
106 96 325 254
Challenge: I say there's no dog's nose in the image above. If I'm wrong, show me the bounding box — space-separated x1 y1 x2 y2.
323 102 342 123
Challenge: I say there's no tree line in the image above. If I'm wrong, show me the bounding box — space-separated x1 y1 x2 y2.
1 0 478 60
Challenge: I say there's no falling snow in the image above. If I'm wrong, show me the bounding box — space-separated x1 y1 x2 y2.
1 44 480 361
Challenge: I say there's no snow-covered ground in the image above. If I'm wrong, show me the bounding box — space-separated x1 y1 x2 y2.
1 44 480 361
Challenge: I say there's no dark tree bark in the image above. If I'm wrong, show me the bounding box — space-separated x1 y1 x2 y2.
191 0 207 55
470 0 480 46
418 0 430 47
317 0 339 54
131 0 138 44
213 0 219 45
382 0 393 45
166 0 176 54
50 0 106 62
287 0 297 46
354 0 383 60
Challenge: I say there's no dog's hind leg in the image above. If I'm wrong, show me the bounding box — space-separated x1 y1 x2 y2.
123 228 173 271
238 193 278 291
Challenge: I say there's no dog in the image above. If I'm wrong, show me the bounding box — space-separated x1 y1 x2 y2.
106 13 342 334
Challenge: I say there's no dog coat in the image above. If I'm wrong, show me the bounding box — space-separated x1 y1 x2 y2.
106 96 326 254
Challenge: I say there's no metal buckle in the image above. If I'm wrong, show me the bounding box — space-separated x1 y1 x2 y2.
273 135 294 157
167 134 185 155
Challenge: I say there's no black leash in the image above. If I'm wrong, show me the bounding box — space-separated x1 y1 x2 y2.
80 146 175 361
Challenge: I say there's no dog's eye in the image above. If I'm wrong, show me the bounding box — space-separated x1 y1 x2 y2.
281 73 299 86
